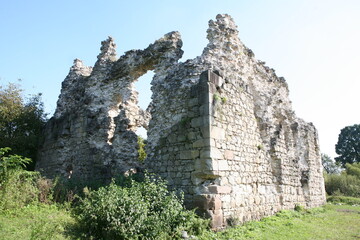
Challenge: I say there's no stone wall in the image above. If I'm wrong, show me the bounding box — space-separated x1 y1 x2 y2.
36 14 326 228
36 32 183 180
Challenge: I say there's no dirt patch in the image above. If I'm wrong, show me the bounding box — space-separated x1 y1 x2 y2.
336 209 360 214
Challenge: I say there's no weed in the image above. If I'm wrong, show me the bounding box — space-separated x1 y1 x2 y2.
213 93 221 102
180 117 191 128
137 136 147 162
327 195 360 205
75 174 209 239
294 204 305 212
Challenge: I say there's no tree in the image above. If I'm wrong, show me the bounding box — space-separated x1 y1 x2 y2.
322 153 342 174
0 83 47 170
335 124 360 166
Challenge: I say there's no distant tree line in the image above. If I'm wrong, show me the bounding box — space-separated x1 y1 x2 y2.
323 124 360 198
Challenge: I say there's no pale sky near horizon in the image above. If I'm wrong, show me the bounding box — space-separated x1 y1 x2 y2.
1 0 359 159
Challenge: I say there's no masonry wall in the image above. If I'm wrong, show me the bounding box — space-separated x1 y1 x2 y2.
37 14 326 229
37 33 183 180
145 14 326 228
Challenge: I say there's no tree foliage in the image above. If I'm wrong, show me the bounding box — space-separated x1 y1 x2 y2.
324 162 360 198
335 124 360 166
137 136 147 162
321 154 342 174
0 83 47 169
345 162 360 178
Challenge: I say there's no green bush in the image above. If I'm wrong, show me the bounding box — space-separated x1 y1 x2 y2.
0 147 56 210
137 136 147 162
327 195 360 205
0 169 41 210
345 162 360 178
75 174 208 239
325 173 360 198
0 147 40 210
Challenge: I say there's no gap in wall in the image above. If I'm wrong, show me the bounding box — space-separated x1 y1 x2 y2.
134 70 154 139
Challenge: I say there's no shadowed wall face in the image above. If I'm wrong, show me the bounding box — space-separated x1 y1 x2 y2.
36 14 326 228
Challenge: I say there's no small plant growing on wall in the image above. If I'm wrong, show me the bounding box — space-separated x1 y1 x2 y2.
137 136 147 162
213 94 221 102
213 94 227 104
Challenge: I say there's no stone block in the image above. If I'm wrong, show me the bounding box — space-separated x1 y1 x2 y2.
213 75 224 88
210 209 224 229
224 150 234 160
188 98 198 107
199 104 210 115
192 195 207 210
194 158 213 171
208 185 232 194
193 139 206 148
180 150 199 160
191 117 202 127
200 149 211 159
208 196 222 210
200 147 223 159
200 126 210 138
211 126 225 140
177 134 187 142
217 160 229 171
211 148 224 159
187 132 197 140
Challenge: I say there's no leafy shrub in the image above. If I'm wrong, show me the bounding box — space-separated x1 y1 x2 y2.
327 195 360 205
294 204 305 212
325 173 360 197
0 169 41 210
75 174 209 239
0 147 39 210
0 147 31 181
0 147 55 209
137 136 147 162
345 162 360 178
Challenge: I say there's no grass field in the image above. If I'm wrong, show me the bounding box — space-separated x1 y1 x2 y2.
0 203 359 239
0 204 74 240
200 204 360 240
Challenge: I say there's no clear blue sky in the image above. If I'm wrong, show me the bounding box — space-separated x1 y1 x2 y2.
1 0 359 159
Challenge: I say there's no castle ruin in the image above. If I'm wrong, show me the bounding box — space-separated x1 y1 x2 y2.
36 14 326 228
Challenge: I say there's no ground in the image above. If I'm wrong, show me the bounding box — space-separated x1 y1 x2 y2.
0 203 359 240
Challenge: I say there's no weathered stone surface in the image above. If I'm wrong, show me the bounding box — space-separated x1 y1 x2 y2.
36 14 326 229
37 32 183 180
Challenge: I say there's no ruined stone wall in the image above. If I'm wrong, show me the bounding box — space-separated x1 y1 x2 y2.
37 33 183 180
37 14 326 228
146 14 325 227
